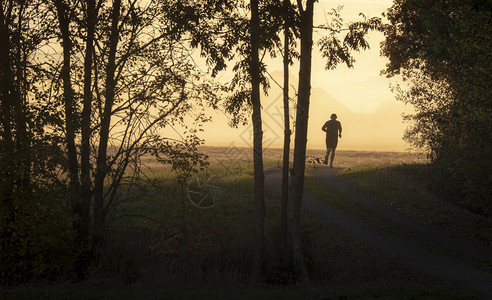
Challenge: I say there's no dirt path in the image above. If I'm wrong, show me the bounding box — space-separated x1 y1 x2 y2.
264 166 492 297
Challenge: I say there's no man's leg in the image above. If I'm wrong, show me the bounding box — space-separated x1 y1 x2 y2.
324 148 332 165
329 148 336 167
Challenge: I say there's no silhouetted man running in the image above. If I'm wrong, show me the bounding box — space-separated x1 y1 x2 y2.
322 113 342 167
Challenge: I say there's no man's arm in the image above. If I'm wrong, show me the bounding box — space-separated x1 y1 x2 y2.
322 121 328 132
338 122 342 138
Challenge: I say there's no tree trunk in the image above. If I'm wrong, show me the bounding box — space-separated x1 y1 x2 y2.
0 2 33 282
54 0 89 279
77 0 97 280
289 0 315 287
281 0 291 246
93 0 121 251
0 8 18 275
250 0 265 284
54 0 82 223
0 2 15 211
55 0 80 195
81 0 96 240
13 1 30 201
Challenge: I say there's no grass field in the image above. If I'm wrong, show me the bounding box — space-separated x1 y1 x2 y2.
3 147 489 299
201 146 427 165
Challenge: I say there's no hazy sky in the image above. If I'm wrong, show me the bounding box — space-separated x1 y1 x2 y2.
302 0 397 113
196 0 414 152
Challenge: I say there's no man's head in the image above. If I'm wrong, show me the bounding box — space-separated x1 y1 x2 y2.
330 113 337 120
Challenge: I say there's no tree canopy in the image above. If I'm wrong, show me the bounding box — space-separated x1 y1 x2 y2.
382 0 492 215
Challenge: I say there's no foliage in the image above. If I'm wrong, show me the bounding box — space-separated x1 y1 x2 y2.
317 7 382 70
0 0 74 284
223 0 291 127
153 134 209 185
0 0 239 283
381 0 492 215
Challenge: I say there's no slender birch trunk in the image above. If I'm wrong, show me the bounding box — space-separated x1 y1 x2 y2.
93 0 122 251
289 0 315 287
250 0 265 284
281 0 291 245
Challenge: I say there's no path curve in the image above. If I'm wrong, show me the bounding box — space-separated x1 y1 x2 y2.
264 167 492 297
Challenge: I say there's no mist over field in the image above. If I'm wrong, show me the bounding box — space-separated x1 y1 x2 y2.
200 71 412 152
199 146 424 165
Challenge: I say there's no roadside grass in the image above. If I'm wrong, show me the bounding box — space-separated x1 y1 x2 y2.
340 163 492 248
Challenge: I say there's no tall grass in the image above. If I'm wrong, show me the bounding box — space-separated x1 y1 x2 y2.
100 162 256 284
